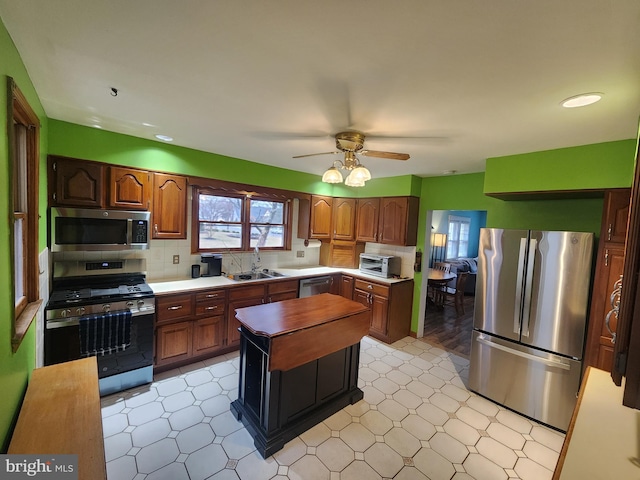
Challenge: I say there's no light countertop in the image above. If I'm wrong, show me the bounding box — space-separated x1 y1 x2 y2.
149 266 412 295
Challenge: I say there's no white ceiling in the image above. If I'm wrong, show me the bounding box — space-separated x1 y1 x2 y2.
1 1 639 180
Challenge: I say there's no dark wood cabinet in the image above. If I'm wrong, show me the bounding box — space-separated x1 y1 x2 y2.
50 156 105 208
353 278 414 343
152 173 187 239
356 198 380 243
332 197 357 241
108 166 152 210
320 240 365 268
155 288 227 369
298 195 333 239
378 196 419 246
340 275 354 299
584 189 630 373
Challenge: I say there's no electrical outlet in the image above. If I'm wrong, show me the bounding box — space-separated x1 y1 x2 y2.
296 251 305 258
173 255 180 264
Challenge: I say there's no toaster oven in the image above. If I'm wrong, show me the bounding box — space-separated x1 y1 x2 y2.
359 253 401 278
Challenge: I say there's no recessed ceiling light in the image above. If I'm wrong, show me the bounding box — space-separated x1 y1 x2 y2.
561 93 603 108
92 124 103 129
142 122 154 127
155 134 173 142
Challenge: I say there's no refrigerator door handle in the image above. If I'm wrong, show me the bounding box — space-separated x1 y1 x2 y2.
521 238 537 338
476 334 571 370
514 238 528 334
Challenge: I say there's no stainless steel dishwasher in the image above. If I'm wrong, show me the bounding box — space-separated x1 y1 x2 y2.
298 276 333 297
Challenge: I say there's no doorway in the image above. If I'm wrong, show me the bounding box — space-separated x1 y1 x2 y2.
418 209 486 357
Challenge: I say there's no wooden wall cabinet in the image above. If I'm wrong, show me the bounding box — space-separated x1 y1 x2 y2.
584 189 630 373
320 240 365 269
108 166 152 210
298 195 333 239
152 173 188 239
352 277 414 344
356 198 380 243
378 196 419 246
50 156 105 208
332 197 357 241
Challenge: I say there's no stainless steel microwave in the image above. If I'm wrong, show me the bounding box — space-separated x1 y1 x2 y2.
359 253 401 278
50 207 150 252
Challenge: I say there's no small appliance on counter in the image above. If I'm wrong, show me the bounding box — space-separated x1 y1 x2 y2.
359 253 401 278
201 253 222 277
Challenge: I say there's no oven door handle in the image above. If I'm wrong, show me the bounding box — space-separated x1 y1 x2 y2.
46 318 80 329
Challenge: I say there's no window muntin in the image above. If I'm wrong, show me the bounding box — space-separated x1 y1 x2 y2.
446 215 470 259
194 189 289 251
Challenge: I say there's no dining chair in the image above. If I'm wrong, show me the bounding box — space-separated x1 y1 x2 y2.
438 272 469 315
434 262 451 273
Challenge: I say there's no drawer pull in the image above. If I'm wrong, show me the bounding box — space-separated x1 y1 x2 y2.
167 305 183 311
205 306 217 311
367 285 373 290
206 294 218 298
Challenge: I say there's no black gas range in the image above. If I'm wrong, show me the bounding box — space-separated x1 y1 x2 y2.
45 259 155 396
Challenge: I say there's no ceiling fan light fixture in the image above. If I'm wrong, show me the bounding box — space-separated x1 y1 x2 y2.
322 166 343 184
351 165 371 182
344 171 366 187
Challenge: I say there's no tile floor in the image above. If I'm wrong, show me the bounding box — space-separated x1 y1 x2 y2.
101 336 565 480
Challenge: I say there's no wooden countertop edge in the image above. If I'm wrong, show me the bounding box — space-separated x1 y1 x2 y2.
552 366 591 480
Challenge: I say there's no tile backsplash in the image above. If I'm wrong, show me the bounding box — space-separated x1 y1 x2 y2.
51 199 417 281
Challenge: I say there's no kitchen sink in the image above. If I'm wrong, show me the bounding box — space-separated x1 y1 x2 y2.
231 270 286 281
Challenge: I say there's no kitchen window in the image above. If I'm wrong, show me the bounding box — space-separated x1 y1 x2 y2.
193 187 290 251
9 77 41 351
446 215 470 259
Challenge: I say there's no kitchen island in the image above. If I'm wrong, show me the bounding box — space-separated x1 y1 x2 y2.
230 293 370 457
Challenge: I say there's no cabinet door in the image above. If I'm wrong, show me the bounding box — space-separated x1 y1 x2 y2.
340 275 354 299
603 189 631 244
193 316 224 356
156 322 192 366
108 167 151 210
585 245 625 373
310 196 333 239
332 198 357 240
356 198 380 243
52 157 104 207
370 294 389 337
378 197 419 246
152 173 187 239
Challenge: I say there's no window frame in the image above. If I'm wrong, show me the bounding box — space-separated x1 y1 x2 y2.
446 215 470 260
192 187 292 253
8 77 42 351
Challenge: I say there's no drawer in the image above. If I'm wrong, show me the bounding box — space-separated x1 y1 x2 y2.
195 301 225 317
195 289 226 303
229 284 265 301
354 279 389 298
267 279 299 295
156 293 194 323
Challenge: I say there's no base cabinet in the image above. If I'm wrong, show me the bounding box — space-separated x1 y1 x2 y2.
353 278 414 343
156 322 193 366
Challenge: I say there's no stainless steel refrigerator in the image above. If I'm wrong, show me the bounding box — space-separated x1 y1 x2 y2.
468 228 593 431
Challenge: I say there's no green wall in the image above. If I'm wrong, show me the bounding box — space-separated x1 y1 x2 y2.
484 140 635 194
49 120 419 198
0 17 48 451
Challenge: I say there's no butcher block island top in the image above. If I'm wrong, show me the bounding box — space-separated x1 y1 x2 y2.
235 293 369 372
231 293 371 457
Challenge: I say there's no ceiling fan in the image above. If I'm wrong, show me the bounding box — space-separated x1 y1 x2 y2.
292 131 410 161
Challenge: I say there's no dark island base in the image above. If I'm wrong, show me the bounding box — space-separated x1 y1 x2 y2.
230 327 363 458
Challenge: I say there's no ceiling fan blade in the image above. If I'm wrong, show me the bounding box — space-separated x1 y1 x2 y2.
360 150 410 161
292 151 340 159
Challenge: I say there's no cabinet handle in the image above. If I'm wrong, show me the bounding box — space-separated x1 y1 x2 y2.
167 305 183 311
607 224 613 241
154 224 159 235
605 249 609 267
367 284 373 290
268 297 272 303
205 306 217 311
206 294 218 298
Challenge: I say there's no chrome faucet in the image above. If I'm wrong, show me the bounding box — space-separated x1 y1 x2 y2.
251 246 261 273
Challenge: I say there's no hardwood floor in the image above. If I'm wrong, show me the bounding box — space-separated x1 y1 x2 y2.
421 294 475 358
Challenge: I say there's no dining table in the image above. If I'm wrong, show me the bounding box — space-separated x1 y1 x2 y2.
427 268 457 307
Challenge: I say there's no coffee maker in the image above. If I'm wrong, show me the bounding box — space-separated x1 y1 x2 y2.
200 254 222 277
